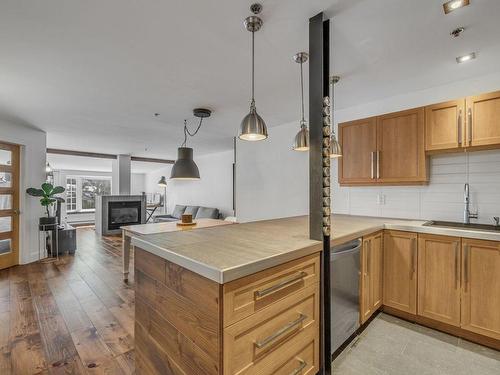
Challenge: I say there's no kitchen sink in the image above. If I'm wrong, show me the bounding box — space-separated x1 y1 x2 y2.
423 220 500 232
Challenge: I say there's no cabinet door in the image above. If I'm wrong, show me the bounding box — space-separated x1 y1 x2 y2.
360 238 372 324
425 100 465 152
383 231 417 314
461 239 500 340
417 234 461 326
338 117 377 185
466 91 500 148
369 232 383 313
376 108 427 183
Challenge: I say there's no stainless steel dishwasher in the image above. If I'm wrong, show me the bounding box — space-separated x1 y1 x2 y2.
330 238 361 354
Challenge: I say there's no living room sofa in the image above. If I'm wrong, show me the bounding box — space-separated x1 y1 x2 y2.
153 205 220 223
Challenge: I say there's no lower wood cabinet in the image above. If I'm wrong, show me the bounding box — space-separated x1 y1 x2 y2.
134 248 320 375
461 238 500 340
417 234 461 326
360 231 383 324
383 230 417 314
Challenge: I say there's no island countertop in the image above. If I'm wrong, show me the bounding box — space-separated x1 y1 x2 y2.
131 214 500 283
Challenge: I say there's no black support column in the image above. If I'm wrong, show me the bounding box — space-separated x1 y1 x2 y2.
309 12 331 375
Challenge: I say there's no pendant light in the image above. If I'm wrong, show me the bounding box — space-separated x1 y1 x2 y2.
330 76 342 158
292 52 309 151
157 176 167 187
170 108 211 180
239 3 268 141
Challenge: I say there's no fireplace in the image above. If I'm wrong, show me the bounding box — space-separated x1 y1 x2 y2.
95 195 146 236
108 201 142 230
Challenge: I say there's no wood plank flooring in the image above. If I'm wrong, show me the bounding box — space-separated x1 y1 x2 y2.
0 227 135 375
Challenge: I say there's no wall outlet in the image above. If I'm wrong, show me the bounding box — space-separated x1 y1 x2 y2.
377 194 386 205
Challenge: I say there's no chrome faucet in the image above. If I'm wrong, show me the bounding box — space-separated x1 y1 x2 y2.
494 217 500 227
464 183 478 224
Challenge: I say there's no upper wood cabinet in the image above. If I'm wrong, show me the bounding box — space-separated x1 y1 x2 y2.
466 91 500 148
383 230 417 314
417 234 461 327
339 108 427 186
376 108 427 184
338 117 377 185
360 231 383 324
425 99 465 152
461 239 500 340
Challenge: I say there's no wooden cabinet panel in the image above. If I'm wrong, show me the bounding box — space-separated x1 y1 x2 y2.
272 339 318 375
223 284 319 375
425 100 465 152
377 108 427 183
338 117 377 184
360 231 383 324
417 234 461 327
466 91 500 148
383 230 417 314
223 253 320 327
461 239 500 340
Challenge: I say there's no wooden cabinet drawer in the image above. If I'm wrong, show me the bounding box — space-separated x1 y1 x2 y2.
271 339 318 375
223 253 320 327
223 284 319 375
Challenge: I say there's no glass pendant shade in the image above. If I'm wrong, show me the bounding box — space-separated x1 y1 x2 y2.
330 134 342 158
157 176 168 187
170 147 200 180
293 123 309 151
239 105 268 141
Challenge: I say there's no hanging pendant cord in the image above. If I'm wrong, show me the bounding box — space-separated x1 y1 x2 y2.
300 60 305 126
181 117 203 147
251 30 255 108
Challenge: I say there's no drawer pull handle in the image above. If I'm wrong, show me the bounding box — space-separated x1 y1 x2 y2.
255 314 307 349
255 272 307 298
290 359 307 375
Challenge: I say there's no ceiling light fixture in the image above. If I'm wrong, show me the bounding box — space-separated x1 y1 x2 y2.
450 27 465 38
45 163 53 173
443 0 470 14
170 108 211 180
329 76 342 158
239 3 268 142
157 176 167 187
292 52 309 151
456 52 476 64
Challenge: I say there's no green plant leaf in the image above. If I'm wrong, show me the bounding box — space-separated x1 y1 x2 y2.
40 197 51 206
52 186 65 194
26 188 44 197
41 182 54 195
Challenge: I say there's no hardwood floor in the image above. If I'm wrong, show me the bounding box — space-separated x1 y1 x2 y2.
0 227 135 374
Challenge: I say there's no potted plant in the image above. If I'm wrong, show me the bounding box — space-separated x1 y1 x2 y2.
26 182 66 225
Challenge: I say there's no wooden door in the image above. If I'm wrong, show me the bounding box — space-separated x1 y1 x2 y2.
461 239 500 340
425 99 466 152
0 142 20 269
417 234 461 326
376 108 427 184
466 91 500 148
383 230 417 314
338 117 377 185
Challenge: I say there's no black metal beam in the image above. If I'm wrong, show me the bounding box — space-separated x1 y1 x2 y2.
309 12 332 375
46 148 174 164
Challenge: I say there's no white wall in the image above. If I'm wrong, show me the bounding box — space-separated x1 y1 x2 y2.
236 122 309 222
236 72 500 224
144 150 234 218
0 118 46 264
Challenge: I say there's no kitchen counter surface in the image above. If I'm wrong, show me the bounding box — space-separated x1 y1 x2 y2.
132 214 500 284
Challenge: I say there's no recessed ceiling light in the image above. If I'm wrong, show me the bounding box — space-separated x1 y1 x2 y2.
456 52 476 64
443 0 470 14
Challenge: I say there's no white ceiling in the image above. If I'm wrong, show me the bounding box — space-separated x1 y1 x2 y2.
1 0 499 159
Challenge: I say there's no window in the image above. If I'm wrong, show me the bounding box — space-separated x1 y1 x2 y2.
65 176 112 213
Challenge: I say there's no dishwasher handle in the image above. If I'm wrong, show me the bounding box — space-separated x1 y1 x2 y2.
331 239 362 260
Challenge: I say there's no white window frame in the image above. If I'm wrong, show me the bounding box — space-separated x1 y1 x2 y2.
65 175 112 213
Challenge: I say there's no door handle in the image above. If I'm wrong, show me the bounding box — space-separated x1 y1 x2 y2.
376 151 380 179
454 242 459 289
457 109 462 146
367 239 371 276
411 238 417 279
13 209 20 215
464 245 469 292
467 108 472 145
371 152 375 179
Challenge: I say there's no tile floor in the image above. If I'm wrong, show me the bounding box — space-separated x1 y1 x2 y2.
333 313 500 375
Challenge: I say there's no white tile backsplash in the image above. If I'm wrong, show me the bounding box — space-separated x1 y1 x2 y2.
332 149 500 225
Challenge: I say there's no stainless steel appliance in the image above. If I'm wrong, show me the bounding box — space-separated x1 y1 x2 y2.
330 238 362 354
